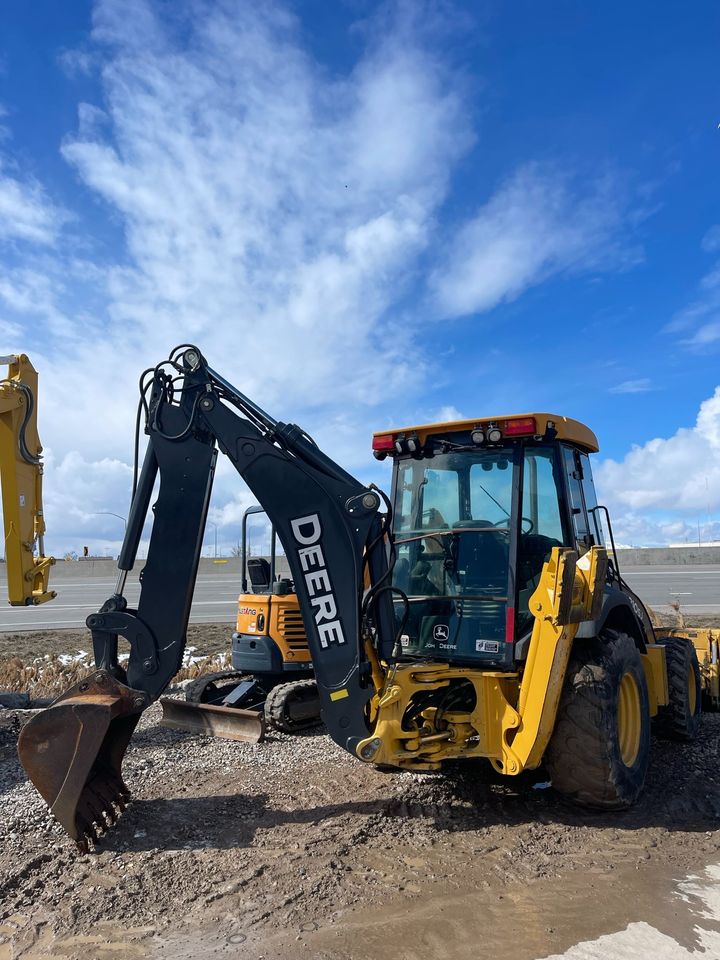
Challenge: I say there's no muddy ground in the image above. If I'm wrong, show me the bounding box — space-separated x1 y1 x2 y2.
1 623 720 960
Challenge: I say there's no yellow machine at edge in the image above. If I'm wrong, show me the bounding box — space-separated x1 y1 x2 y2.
0 354 54 606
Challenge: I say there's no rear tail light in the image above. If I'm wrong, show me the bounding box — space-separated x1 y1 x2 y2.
505 607 515 644
504 417 536 436
372 434 394 460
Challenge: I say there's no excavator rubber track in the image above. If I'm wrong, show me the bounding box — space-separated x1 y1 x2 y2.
264 679 321 733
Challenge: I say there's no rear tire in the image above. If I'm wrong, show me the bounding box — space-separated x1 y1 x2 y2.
545 629 651 810
654 637 701 741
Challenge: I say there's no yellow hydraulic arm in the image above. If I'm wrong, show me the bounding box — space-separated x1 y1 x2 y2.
0 354 55 605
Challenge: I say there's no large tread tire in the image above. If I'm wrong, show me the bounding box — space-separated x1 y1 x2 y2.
654 637 702 741
545 629 651 810
265 679 320 734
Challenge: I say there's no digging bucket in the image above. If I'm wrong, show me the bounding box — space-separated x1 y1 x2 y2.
17 670 150 850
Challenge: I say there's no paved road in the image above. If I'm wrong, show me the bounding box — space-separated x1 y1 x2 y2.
0 563 717 633
0 572 241 632
619 563 720 616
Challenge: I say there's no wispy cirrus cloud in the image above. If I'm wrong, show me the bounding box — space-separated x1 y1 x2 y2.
429 164 641 319
608 378 653 395
0 160 67 246
665 226 720 350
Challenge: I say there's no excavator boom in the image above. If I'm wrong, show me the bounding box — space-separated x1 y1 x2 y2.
0 354 55 605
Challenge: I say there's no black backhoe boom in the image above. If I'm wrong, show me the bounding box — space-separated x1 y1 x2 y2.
18 345 396 847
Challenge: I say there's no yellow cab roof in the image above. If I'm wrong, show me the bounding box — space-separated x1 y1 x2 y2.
373 413 599 453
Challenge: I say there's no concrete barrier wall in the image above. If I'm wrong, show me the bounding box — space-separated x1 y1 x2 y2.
22 555 291 581
3 546 717 584
615 547 720 566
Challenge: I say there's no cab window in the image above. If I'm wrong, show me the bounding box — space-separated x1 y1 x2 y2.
579 452 604 545
562 445 590 551
515 447 565 637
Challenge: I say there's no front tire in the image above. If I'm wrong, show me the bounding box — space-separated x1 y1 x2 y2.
545 629 651 810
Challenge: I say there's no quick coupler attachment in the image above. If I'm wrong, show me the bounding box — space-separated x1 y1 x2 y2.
17 671 150 852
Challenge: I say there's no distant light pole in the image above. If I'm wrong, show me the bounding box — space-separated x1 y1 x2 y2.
207 520 218 558
95 512 127 531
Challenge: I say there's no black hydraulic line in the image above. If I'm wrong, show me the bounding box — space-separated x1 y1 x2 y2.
118 443 158 572
207 365 277 433
16 383 41 465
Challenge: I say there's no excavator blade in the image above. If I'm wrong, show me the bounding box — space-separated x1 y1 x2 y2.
159 697 266 742
17 671 150 850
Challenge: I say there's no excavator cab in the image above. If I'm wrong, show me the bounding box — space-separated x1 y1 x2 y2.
232 505 311 675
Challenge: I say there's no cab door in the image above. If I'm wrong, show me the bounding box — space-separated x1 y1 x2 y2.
560 446 604 553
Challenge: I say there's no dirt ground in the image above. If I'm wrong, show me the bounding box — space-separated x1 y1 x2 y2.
3 611 715 666
0 623 232 667
2 622 720 960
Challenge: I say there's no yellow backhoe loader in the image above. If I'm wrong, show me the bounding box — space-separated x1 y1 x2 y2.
15 346 717 851
0 354 54 605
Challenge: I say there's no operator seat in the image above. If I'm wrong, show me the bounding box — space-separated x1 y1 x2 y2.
452 519 508 591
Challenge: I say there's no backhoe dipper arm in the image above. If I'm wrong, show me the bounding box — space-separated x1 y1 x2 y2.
0 354 55 605
90 346 395 755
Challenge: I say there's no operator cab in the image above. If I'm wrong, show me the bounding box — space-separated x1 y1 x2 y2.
242 505 294 597
373 414 605 670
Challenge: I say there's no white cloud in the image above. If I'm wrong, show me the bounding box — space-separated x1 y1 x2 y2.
702 224 720 253
0 161 66 246
51 0 470 424
432 404 464 423
430 164 640 318
608 378 653 395
595 387 720 544
665 230 720 347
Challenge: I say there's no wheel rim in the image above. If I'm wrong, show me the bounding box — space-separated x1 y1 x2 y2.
688 666 697 716
617 672 641 766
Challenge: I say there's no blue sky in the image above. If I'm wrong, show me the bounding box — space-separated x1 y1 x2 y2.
1 0 719 553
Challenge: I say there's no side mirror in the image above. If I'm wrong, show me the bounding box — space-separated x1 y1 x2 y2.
247 557 271 592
